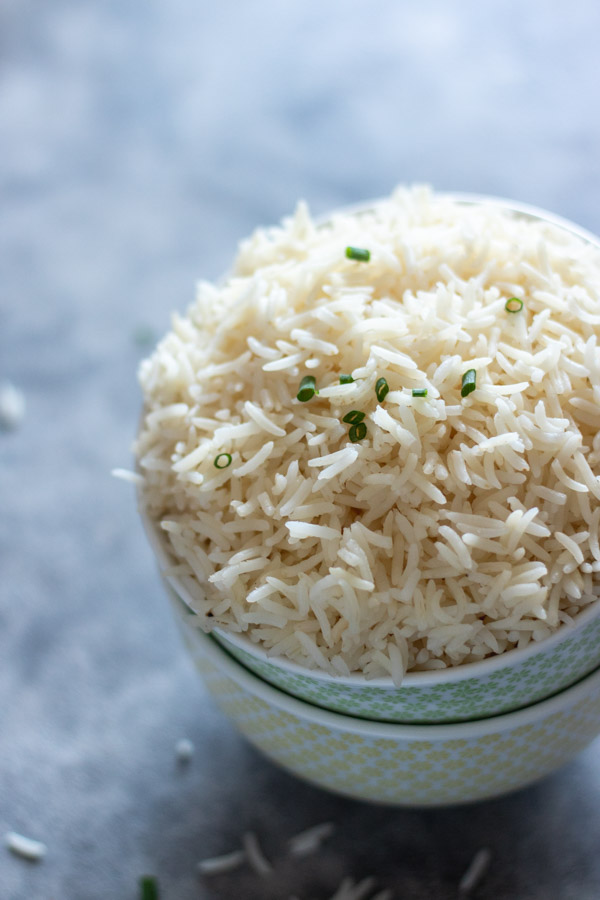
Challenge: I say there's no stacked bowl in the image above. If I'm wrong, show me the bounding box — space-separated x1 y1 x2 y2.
145 507 600 808
138 195 600 806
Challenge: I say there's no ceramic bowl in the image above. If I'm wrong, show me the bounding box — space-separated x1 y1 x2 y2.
169 586 600 807
139 194 600 724
211 604 600 723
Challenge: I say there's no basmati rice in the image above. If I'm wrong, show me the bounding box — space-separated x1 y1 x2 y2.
0 381 25 431
175 737 194 763
5 831 47 861
242 831 272 876
197 849 246 875
135 187 600 680
328 877 380 900
458 847 492 895
288 822 335 857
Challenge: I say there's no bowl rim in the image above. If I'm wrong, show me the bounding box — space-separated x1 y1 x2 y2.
336 191 600 247
138 190 600 690
211 600 600 687
174 590 600 740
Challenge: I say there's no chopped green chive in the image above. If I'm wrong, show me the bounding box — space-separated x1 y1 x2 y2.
345 246 371 262
461 369 477 397
297 375 318 402
375 377 389 402
214 453 232 469
349 422 368 442
140 876 159 900
505 297 524 313
342 410 366 425
339 374 354 384
412 388 428 397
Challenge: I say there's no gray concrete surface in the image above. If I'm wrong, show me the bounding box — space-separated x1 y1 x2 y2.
2 1 600 897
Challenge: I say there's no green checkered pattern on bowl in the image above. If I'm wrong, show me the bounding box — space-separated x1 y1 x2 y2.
213 615 600 723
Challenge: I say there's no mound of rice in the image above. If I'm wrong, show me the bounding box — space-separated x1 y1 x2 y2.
135 186 600 681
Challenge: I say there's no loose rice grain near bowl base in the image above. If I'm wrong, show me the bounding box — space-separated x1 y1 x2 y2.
135 188 600 723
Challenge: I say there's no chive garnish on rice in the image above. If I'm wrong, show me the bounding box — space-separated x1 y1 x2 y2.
214 453 232 469
339 374 354 384
412 388 428 397
136 186 600 683
139 876 159 900
348 422 367 442
342 410 366 424
345 246 370 262
375 377 389 402
505 297 524 313
461 369 477 397
297 375 318 402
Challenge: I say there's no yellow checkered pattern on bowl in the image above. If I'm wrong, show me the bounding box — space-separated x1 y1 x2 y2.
184 633 600 807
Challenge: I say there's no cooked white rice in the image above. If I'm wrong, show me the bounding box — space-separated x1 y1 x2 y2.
327 877 381 900
288 821 335 857
175 737 194 763
242 830 273 876
458 847 493 895
5 831 47 861
135 186 600 680
197 848 246 875
0 381 25 431
290 881 390 900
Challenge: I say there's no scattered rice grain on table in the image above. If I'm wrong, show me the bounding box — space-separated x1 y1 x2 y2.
136 186 600 681
242 830 273 876
288 821 335 857
0 381 25 431
329 876 378 900
458 847 493 895
197 848 247 875
175 737 194 763
5 831 47 861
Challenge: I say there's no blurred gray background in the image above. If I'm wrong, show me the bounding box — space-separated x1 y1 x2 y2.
2 1 600 898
